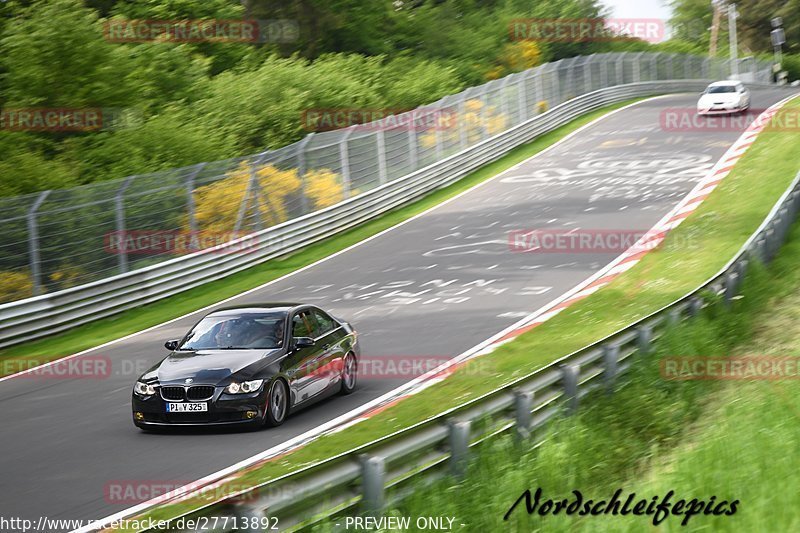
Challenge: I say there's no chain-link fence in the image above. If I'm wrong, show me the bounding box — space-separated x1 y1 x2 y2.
0 52 773 304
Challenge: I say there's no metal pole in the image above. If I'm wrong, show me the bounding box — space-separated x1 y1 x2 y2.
513 390 533 441
233 152 268 233
27 190 51 296
359 455 385 515
517 74 528 123
408 119 419 171
603 344 619 393
376 128 388 185
561 364 579 414
534 70 544 113
296 133 314 214
551 61 561 105
433 102 444 160
729 4 739 78
457 97 468 149
115 177 134 274
448 419 471 477
584 55 594 93
185 163 206 251
339 127 356 198
633 52 643 83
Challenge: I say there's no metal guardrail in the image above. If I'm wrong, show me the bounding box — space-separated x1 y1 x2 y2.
0 78 738 348
128 168 800 533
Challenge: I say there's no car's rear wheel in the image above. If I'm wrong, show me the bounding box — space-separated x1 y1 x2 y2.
340 353 357 395
263 379 289 427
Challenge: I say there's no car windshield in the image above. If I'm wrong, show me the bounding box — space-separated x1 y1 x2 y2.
179 313 286 350
706 85 737 94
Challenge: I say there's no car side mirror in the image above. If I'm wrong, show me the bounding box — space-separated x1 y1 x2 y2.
164 339 180 351
294 337 315 349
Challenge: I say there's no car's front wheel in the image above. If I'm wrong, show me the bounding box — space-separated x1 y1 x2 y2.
340 353 357 395
263 379 289 427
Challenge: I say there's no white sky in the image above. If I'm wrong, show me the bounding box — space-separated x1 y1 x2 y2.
603 0 674 41
604 0 673 20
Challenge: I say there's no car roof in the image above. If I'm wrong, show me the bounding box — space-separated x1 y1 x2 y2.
708 80 741 86
207 303 310 316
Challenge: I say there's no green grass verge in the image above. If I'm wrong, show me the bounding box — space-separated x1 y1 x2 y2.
0 98 644 376
359 208 800 532
121 95 800 528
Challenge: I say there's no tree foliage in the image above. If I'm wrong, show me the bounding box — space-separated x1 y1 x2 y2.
0 0 696 198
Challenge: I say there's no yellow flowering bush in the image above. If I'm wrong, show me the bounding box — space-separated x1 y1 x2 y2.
192 163 343 233
0 271 34 302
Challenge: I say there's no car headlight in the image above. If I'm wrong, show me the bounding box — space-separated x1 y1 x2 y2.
134 381 156 396
225 379 264 394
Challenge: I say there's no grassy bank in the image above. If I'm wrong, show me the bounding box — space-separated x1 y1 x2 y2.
0 98 644 376
124 96 800 528
367 216 800 532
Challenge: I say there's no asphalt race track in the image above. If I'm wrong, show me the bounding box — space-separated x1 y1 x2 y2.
0 90 792 529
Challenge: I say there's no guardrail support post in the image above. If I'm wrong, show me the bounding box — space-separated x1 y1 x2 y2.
724 271 739 306
603 344 619 393
667 308 682 326
688 297 703 317
736 258 748 281
359 454 385 515
26 190 51 296
764 227 775 262
234 505 264 532
752 237 766 264
637 325 653 355
560 364 579 415
448 419 471 477
513 390 533 442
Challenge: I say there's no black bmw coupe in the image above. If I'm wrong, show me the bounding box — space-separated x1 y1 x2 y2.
132 303 359 429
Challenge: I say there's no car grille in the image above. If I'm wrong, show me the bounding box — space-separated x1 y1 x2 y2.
187 386 215 401
160 386 185 401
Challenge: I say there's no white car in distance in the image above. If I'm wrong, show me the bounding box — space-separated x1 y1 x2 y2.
697 81 751 115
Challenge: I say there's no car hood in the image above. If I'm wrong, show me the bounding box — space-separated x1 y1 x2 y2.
154 348 282 385
699 93 739 105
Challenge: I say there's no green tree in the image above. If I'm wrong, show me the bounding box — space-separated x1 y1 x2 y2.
0 0 133 107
